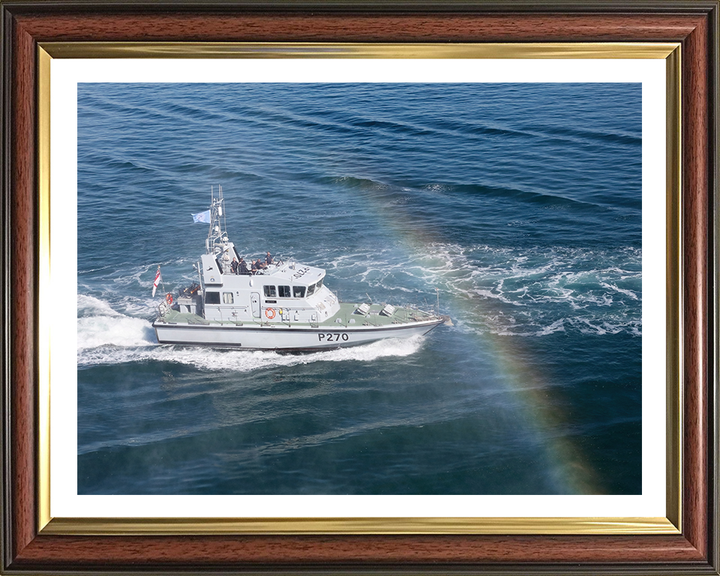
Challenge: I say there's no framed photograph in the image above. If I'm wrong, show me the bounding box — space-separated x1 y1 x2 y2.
2 1 717 574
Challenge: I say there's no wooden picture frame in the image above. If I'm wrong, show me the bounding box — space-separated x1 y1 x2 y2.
1 1 718 573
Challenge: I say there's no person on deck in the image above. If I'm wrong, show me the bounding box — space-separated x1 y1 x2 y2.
238 258 250 275
231 257 239 275
265 252 273 266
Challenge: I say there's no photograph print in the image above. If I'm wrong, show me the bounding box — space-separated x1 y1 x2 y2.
77 81 641 496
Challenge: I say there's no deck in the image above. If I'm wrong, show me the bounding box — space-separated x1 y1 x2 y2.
155 302 438 328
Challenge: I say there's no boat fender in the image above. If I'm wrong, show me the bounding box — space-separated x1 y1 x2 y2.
165 293 173 305
265 308 276 319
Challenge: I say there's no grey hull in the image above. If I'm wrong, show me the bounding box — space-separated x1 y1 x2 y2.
153 318 443 351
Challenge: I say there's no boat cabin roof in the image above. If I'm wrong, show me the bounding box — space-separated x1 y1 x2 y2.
201 248 325 288
257 262 325 285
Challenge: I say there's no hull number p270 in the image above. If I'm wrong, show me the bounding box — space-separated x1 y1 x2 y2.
318 333 349 342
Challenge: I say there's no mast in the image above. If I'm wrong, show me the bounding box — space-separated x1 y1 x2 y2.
205 185 233 273
205 185 228 255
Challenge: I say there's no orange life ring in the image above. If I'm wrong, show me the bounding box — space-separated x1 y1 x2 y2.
265 308 276 319
165 293 173 305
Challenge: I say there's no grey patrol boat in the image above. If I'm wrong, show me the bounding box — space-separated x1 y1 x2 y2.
153 187 446 351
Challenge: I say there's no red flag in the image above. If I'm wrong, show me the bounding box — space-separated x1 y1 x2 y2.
152 266 161 297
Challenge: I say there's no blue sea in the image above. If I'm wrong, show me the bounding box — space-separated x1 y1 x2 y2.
77 82 642 495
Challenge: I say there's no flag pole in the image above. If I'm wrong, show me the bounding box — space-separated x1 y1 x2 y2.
152 265 164 298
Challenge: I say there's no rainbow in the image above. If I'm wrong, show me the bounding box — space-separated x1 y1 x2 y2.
343 176 601 495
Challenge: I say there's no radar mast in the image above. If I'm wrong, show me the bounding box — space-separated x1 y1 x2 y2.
205 185 229 255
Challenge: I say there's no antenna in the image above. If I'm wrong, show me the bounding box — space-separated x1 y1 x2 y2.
208 185 214 240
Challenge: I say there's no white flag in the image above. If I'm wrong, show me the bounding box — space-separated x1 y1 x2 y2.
152 266 161 297
192 210 211 224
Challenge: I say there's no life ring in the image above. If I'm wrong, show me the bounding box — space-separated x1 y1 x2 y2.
265 308 276 319
165 293 173 305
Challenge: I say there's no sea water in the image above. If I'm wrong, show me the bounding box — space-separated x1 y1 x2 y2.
77 83 641 495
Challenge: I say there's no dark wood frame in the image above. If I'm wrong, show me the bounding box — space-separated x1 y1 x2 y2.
1 1 718 573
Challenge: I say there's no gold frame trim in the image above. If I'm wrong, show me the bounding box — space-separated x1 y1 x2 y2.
40 41 678 59
43 516 677 536
37 46 52 532
665 44 682 532
36 41 682 536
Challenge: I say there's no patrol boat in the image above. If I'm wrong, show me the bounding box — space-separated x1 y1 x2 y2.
152 187 446 351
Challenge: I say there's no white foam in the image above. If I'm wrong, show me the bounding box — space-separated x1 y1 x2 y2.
535 318 566 336
571 317 641 336
405 244 642 337
77 325 425 371
77 315 156 350
77 294 122 317
599 281 639 300
117 295 163 317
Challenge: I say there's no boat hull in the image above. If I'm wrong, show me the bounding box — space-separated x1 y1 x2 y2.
153 318 443 351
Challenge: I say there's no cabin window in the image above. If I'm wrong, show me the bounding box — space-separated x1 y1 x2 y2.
222 292 234 304
293 286 306 298
264 285 277 297
306 284 315 296
205 291 220 304
278 285 291 298
316 278 324 290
